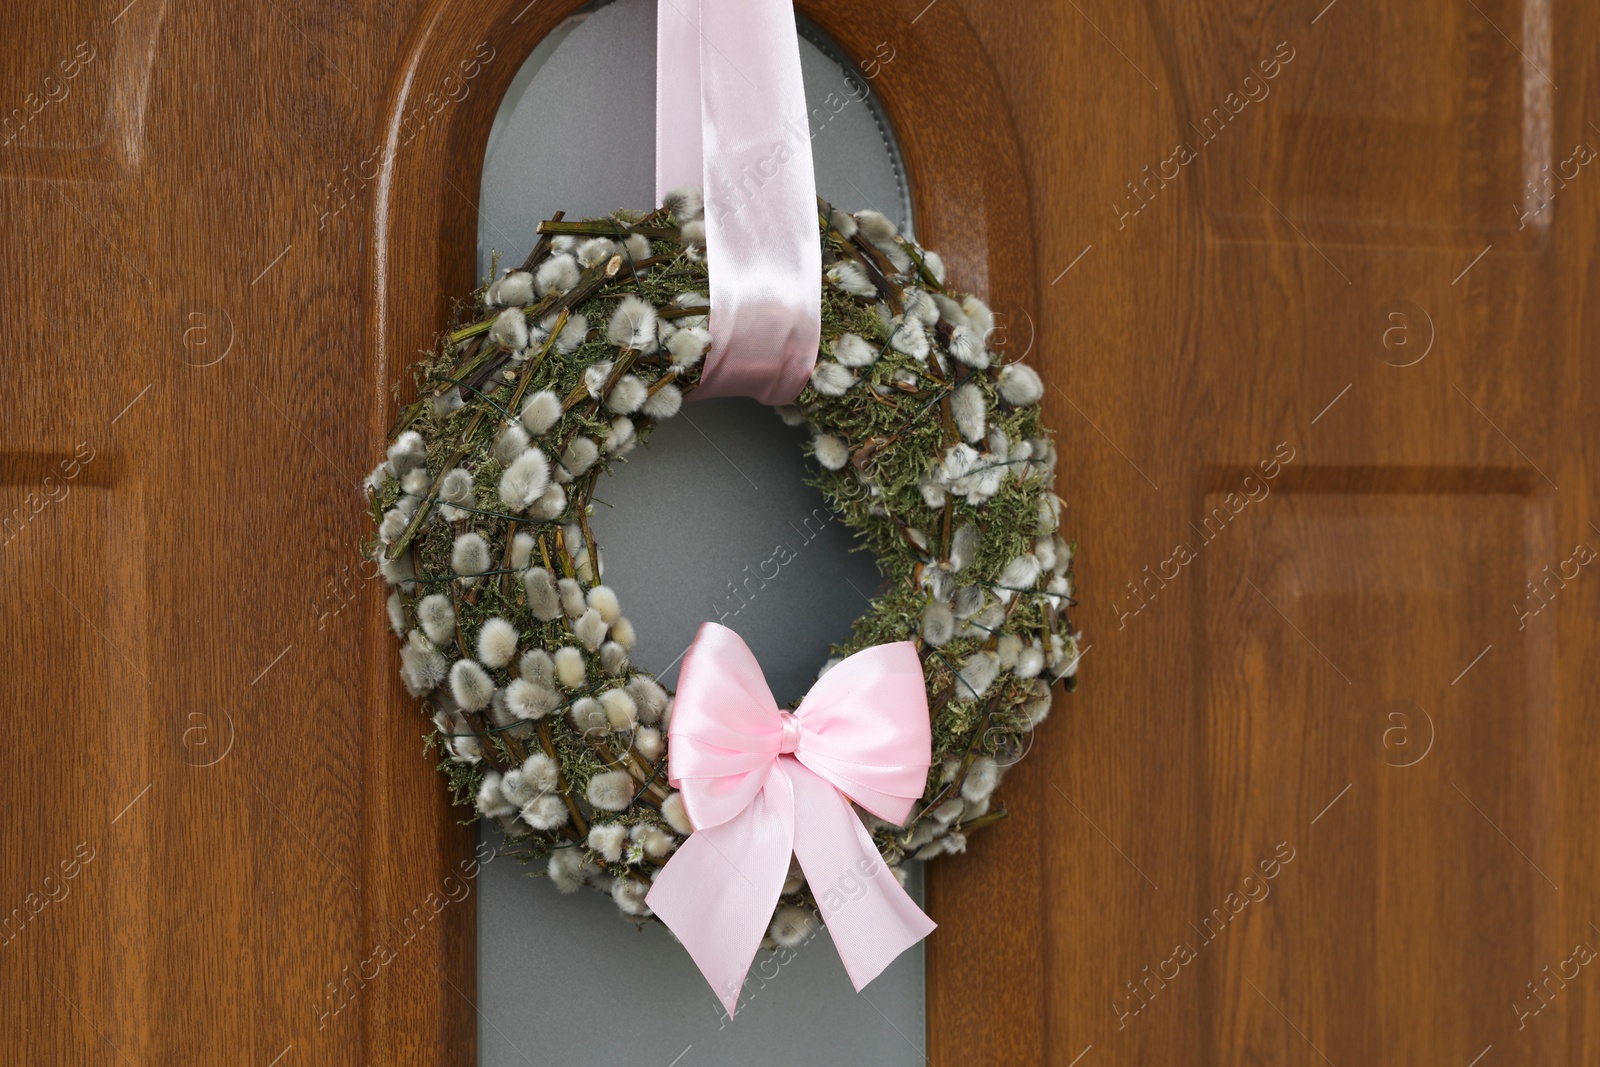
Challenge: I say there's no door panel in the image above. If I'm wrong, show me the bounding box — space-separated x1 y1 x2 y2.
1199 471 1562 1064
0 0 465 1061
1186 3 1551 245
1 0 1039 1063
952 0 1598 1063
4 463 152 1063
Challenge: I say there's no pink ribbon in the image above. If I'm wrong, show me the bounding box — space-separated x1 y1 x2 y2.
655 0 822 404
646 623 937 1016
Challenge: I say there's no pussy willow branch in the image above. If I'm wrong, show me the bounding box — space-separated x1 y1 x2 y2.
515 209 563 273
536 218 679 239
536 719 589 838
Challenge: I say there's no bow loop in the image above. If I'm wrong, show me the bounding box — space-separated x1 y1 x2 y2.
667 621 786 831
647 623 936 1017
790 642 932 824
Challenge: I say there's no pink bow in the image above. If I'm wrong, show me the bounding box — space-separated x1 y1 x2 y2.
646 623 937 1016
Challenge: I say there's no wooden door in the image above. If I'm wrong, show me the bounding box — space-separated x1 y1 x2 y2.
5 0 1592 1063
930 0 1600 1064
0 0 1028 1063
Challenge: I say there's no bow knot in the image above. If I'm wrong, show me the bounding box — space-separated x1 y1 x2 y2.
645 623 937 1016
776 710 802 754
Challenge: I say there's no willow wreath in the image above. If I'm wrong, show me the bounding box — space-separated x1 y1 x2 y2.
365 187 1078 942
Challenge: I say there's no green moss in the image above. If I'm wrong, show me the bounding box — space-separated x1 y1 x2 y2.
369 207 1077 888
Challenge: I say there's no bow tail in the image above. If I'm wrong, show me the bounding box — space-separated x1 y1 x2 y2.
646 768 794 1018
787 760 937 992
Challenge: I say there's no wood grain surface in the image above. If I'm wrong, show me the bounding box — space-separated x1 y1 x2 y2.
956 0 1600 1064
3 0 1594 1064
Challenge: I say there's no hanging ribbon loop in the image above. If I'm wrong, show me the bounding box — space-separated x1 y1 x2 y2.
655 0 822 404
645 623 936 1017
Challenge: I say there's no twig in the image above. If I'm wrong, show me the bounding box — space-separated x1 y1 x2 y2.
563 347 635 412
589 737 667 810
645 368 679 397
433 335 488 396
515 209 564 273
850 235 905 316
537 219 679 239
898 238 947 292
957 808 1009 832
576 471 600 581
387 451 461 559
505 309 567 416
552 526 575 579
657 305 710 321
534 720 589 837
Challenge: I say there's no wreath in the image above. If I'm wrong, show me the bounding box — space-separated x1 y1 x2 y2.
366 188 1078 944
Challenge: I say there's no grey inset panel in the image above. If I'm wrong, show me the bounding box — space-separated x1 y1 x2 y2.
474 2 924 1064
476 860 926 1065
478 0 910 283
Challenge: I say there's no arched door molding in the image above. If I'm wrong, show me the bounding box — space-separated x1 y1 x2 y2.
363 4 1042 1059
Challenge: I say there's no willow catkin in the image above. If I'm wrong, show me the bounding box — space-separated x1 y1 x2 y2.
366 191 1076 925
